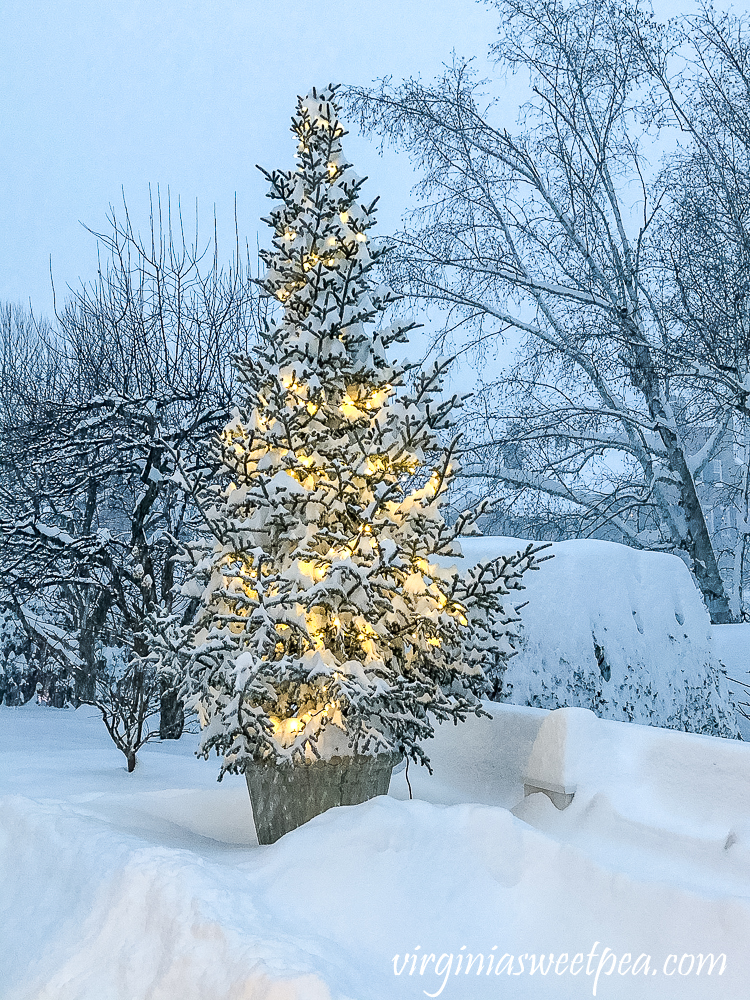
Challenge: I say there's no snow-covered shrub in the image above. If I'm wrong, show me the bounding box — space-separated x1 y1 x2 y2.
458 537 739 737
156 86 543 777
91 645 161 771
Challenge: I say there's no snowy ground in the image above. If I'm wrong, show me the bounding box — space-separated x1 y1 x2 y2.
2 699 748 1000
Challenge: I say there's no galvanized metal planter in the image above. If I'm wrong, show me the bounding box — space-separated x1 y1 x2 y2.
245 752 400 845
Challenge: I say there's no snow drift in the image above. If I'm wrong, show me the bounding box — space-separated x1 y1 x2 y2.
455 537 739 737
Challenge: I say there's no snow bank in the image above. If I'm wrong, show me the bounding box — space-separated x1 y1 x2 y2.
0 706 329 1000
2 701 750 999
523 705 750 839
455 537 739 737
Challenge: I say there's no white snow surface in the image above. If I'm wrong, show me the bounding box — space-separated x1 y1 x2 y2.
2 700 749 999
453 537 739 736
711 622 750 740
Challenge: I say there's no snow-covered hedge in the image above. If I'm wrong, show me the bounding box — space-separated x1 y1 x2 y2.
454 537 740 738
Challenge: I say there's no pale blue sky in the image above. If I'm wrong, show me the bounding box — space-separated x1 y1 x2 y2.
2 0 707 327
2 0 502 317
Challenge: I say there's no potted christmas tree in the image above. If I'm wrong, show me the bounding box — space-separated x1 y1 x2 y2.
161 85 542 844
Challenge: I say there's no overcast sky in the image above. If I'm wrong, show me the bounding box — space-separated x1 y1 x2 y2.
2 0 706 327
2 0 504 318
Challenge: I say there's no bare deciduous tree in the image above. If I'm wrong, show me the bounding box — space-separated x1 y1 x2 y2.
642 6 750 617
0 192 264 759
346 0 750 622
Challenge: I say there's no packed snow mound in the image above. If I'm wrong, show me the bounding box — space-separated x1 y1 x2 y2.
454 537 739 737
524 706 750 838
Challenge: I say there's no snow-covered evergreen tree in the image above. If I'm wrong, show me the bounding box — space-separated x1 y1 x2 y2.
163 85 542 777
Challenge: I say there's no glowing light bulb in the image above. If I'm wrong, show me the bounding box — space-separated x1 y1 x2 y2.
339 211 349 224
